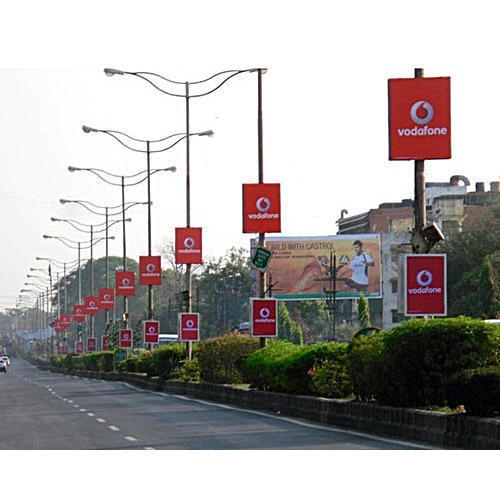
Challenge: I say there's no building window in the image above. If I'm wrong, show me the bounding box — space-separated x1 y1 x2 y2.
391 279 398 294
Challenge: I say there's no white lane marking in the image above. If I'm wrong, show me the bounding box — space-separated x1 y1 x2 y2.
96 418 106 423
80 409 86 412
125 437 138 442
108 426 120 432
117 382 433 450
144 447 155 450
73 405 80 408
68 400 73 403
87 413 95 417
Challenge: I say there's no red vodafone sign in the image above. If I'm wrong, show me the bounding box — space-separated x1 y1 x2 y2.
143 320 160 344
98 288 115 310
250 298 278 337
116 271 135 296
84 296 100 316
75 341 84 354
139 256 162 286
119 329 133 349
60 314 71 330
388 77 451 160
87 337 97 353
405 254 447 316
243 183 281 233
175 227 203 264
73 304 86 323
101 335 110 351
179 313 200 341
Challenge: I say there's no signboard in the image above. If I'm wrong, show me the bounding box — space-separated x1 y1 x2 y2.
254 235 382 300
242 183 281 233
60 314 71 329
84 296 100 316
98 288 115 310
250 298 278 337
61 345 68 355
119 329 133 349
388 77 451 160
75 341 84 354
139 256 162 286
143 320 159 344
53 319 64 333
116 271 135 296
175 227 203 264
87 337 97 353
178 313 200 341
251 246 272 272
101 335 110 351
73 305 86 323
405 254 447 316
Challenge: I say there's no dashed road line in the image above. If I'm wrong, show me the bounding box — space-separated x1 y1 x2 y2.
125 436 138 442
96 418 106 423
109 426 120 432
87 413 95 417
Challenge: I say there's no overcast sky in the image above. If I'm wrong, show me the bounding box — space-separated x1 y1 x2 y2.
1 0 498 310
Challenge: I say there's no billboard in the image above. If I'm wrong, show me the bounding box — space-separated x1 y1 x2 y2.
143 320 159 344
73 305 86 323
178 313 200 341
250 298 278 337
139 256 162 286
175 227 203 264
242 183 281 233
119 329 133 349
87 337 97 353
254 235 382 300
388 77 451 160
405 254 447 316
84 296 100 315
98 288 115 310
75 341 84 354
116 271 135 296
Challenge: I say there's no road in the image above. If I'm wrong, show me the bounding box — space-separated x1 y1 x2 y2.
0 357 426 450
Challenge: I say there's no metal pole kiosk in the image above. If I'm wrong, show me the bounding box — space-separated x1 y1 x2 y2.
414 68 426 237
185 82 193 360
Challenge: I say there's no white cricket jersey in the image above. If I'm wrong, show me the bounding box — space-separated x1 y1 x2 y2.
349 252 374 286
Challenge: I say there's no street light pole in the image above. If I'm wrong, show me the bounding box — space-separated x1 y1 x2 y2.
414 67 426 235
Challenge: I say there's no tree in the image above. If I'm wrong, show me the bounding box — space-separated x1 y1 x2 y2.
278 301 303 345
357 293 371 328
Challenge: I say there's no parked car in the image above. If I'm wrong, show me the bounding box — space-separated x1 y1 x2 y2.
0 359 6 373
1 356 10 366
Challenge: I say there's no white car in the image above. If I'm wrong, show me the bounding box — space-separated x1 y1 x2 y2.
0 359 6 373
1 356 10 367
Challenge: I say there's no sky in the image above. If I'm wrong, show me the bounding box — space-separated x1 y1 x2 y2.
1 0 498 312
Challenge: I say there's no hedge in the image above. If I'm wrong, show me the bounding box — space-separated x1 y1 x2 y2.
150 344 187 380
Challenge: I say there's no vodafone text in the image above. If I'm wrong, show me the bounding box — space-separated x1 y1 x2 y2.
397 126 448 137
408 286 442 295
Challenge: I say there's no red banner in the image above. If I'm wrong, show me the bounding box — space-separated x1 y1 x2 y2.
143 320 159 344
179 313 200 341
61 345 68 355
87 337 97 353
119 329 133 349
139 256 162 286
98 288 115 310
59 314 71 329
243 183 281 233
101 335 110 351
405 254 447 316
388 77 451 160
73 304 86 323
175 227 203 264
116 271 135 296
75 341 84 354
53 319 64 333
250 298 278 337
84 296 100 316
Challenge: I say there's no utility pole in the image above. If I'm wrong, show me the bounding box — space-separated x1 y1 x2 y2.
413 68 426 239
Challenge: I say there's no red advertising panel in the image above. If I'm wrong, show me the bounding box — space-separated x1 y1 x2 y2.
116 271 135 296
143 320 160 344
53 319 64 333
178 313 200 341
87 337 97 353
175 227 203 264
405 254 447 316
73 304 86 323
60 314 71 329
98 288 115 310
101 335 110 351
119 329 133 349
84 296 100 316
242 183 281 233
388 76 451 160
139 256 162 286
61 345 68 355
250 298 278 337
75 341 84 354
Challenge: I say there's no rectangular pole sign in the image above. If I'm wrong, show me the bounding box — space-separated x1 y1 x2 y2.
388 76 451 160
178 313 200 341
84 296 100 315
116 271 135 296
175 227 203 264
75 341 84 354
143 320 160 344
73 305 86 323
119 329 133 349
405 254 447 316
87 337 97 353
61 345 68 355
243 183 281 233
101 335 110 351
60 314 71 330
139 256 162 286
98 288 115 310
250 298 278 337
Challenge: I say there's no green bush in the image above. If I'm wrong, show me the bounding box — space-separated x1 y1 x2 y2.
175 358 201 382
446 366 500 417
49 355 64 368
97 351 114 372
62 353 81 370
150 344 186 380
82 353 99 371
197 334 259 384
117 355 138 372
136 350 155 376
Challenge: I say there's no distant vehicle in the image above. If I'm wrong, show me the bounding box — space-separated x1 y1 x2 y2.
0 359 6 373
231 322 250 335
1 356 10 366
484 319 500 326
158 334 179 346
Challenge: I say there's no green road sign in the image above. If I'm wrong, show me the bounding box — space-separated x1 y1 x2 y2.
114 349 127 363
251 246 273 272
76 323 83 333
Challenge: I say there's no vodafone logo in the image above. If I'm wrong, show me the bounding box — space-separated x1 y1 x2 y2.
184 237 195 249
186 319 194 328
179 235 200 255
148 326 156 334
416 269 433 287
122 278 130 286
123 333 130 340
249 196 278 220
256 197 271 213
146 263 156 273
104 294 110 301
255 306 275 324
260 307 270 318
410 101 434 125
89 301 96 308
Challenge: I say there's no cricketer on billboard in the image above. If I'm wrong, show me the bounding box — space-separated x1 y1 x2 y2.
252 235 382 300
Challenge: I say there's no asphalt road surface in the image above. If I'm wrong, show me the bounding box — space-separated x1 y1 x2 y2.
0 357 426 450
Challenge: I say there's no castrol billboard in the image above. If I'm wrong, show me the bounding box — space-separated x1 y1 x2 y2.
405 254 447 316
178 313 200 341
139 256 162 286
116 271 135 296
243 183 281 233
175 227 203 264
250 298 278 337
388 77 451 160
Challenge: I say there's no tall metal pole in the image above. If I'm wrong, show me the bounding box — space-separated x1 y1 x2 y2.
105 207 109 328
147 140 153 322
63 263 67 314
90 225 94 339
185 82 193 360
122 176 129 329
414 68 426 236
